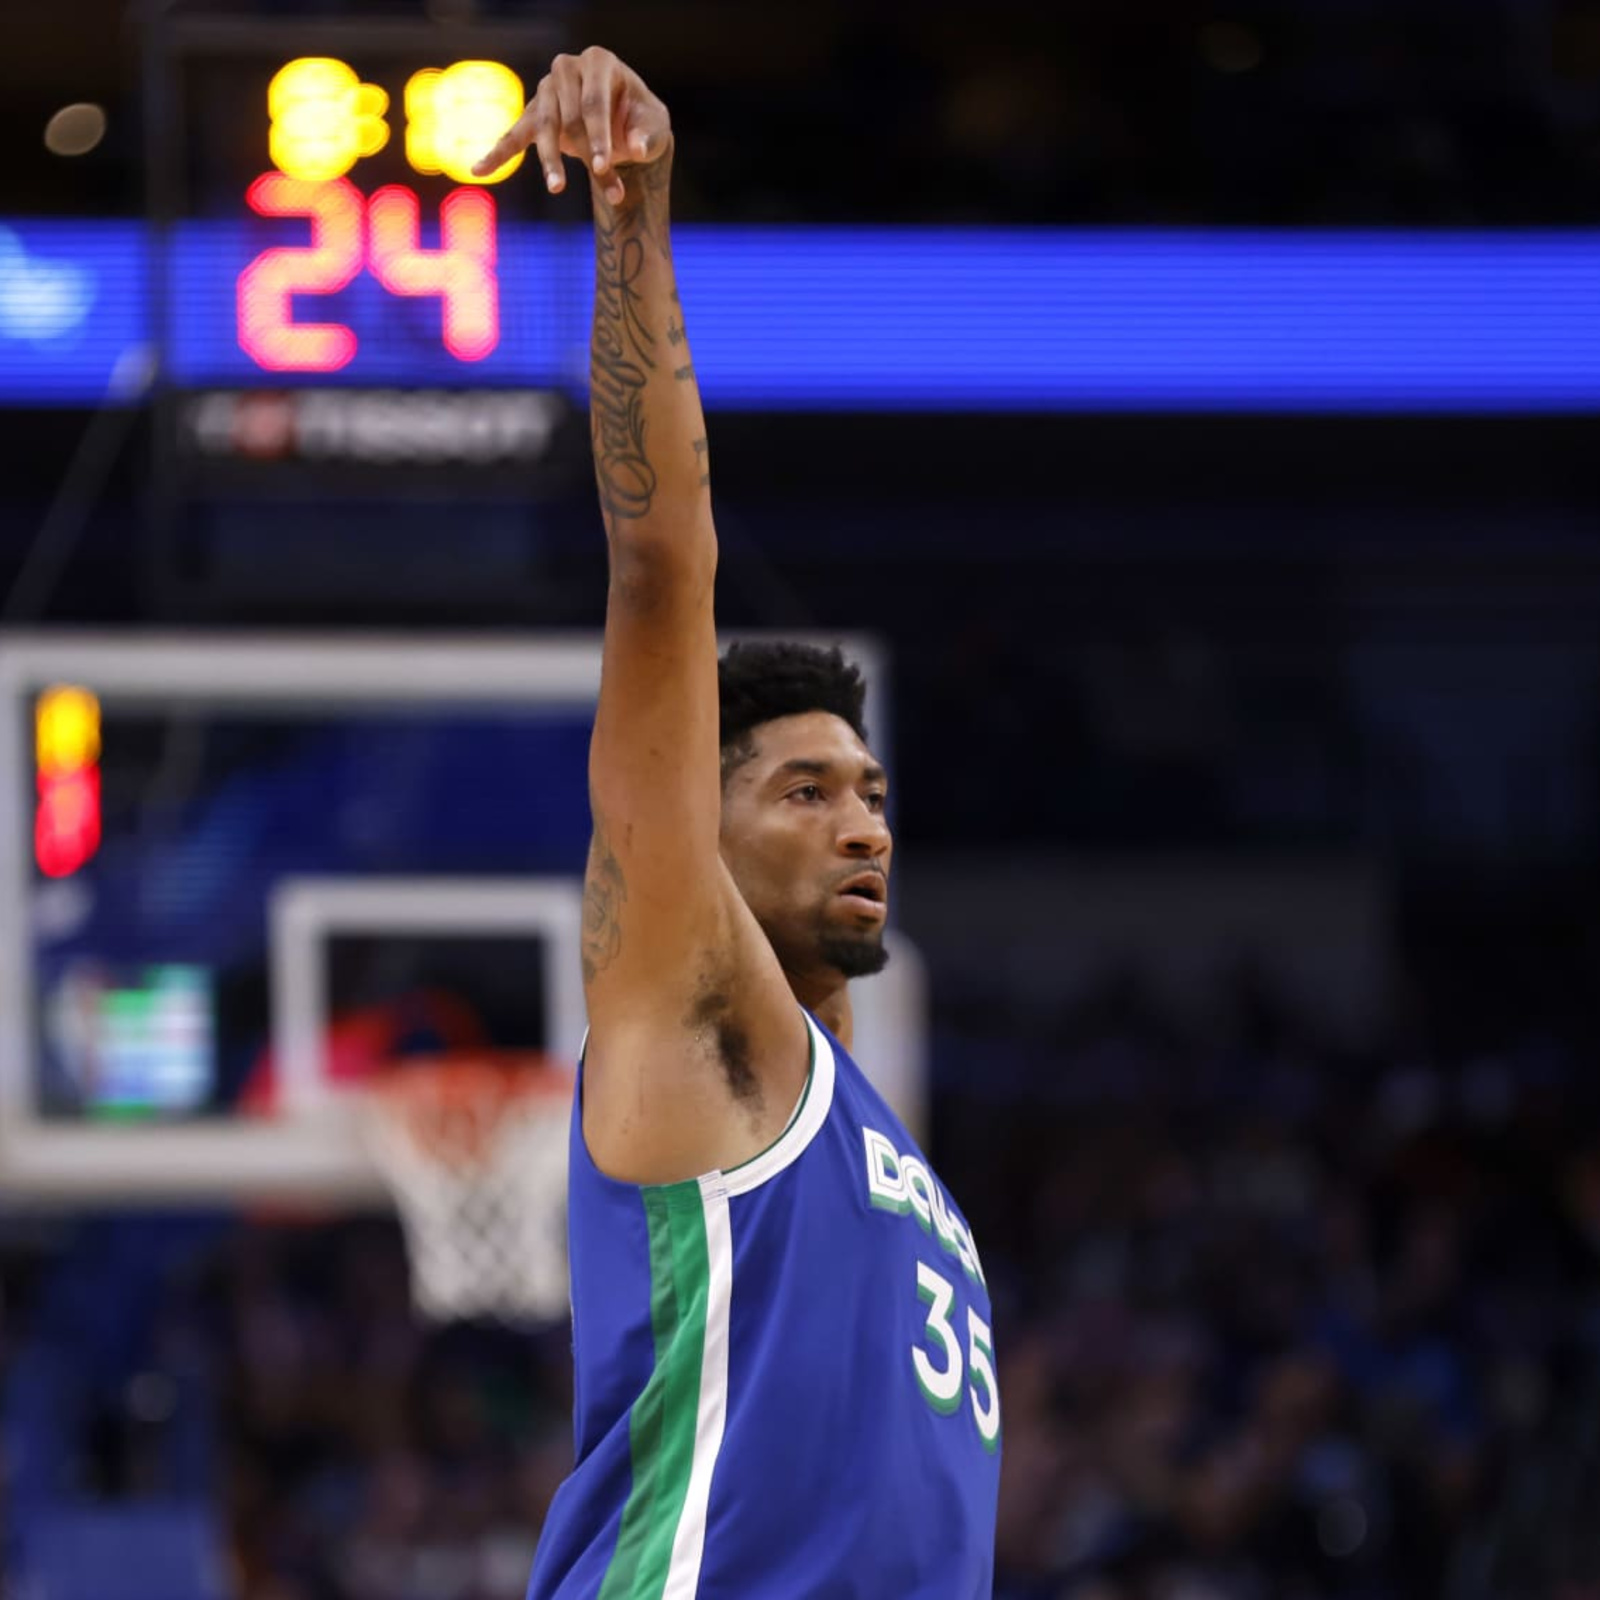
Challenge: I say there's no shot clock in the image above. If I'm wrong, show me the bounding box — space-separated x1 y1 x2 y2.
238 56 522 373
146 14 583 605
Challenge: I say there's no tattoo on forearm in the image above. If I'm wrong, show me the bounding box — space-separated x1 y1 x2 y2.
624 157 675 260
693 434 709 486
589 148 701 527
590 209 657 526
582 823 628 985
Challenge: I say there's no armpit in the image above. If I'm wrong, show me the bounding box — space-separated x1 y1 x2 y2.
685 981 760 1105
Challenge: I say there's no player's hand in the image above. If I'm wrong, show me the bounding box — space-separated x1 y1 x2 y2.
472 47 672 205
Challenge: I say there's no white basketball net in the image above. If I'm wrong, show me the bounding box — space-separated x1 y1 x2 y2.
363 1064 572 1326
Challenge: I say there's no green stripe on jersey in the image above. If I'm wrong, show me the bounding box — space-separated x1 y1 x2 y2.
600 1182 712 1600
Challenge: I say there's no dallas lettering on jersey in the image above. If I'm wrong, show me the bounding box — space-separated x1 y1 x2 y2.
863 1126 986 1287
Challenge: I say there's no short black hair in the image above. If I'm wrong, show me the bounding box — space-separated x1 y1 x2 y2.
719 641 869 777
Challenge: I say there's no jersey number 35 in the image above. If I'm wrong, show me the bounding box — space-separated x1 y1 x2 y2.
911 1260 1001 1450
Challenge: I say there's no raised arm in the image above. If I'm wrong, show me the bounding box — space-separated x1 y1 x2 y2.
477 51 804 1178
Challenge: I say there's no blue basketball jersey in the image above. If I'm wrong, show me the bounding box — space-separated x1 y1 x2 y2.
527 1009 1000 1599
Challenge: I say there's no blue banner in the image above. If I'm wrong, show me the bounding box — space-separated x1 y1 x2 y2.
0 223 148 404
3 218 1599 411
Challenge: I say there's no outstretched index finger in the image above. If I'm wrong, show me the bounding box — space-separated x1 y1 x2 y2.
472 100 535 181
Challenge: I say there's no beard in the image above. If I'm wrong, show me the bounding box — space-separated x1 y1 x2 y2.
818 925 891 979
758 892 893 982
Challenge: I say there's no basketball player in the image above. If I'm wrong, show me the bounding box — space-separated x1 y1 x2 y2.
475 48 1000 1597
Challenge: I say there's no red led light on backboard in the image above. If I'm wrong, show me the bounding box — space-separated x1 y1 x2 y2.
34 686 102 878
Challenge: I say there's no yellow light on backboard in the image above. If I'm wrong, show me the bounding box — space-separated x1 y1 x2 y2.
268 57 390 182
406 61 525 184
36 686 101 776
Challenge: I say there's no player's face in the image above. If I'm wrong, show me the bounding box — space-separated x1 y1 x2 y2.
719 712 893 981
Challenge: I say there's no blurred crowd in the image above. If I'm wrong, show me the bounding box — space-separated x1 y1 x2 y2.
942 976 1600 1599
198 1228 573 1600
19 973 1578 1600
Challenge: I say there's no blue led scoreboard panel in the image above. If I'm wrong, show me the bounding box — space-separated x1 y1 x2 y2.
5 220 1600 412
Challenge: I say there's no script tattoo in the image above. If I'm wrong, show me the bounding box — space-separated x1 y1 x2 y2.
628 157 675 261
589 152 702 526
590 207 657 527
582 820 628 985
